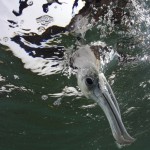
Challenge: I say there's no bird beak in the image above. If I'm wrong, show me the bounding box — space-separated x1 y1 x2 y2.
91 73 135 145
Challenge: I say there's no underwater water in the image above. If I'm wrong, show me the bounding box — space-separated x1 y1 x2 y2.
0 0 150 150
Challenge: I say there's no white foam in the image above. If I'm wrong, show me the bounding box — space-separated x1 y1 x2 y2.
3 40 64 75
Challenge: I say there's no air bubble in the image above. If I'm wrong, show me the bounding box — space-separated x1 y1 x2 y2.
20 20 24 24
3 37 8 42
53 98 62 106
27 1 33 6
38 26 46 33
36 15 54 26
14 75 19 80
41 95 48 101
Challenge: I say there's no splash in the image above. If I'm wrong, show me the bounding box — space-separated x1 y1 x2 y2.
0 0 150 97
129 0 150 48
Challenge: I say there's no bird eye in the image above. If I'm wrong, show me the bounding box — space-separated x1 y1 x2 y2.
85 77 94 85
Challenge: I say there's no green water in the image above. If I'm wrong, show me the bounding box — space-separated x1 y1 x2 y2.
0 43 150 150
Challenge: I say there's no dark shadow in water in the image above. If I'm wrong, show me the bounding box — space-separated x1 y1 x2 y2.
43 0 64 13
12 0 33 16
11 26 66 59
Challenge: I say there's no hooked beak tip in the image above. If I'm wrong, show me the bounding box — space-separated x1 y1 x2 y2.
113 132 135 145
93 74 135 145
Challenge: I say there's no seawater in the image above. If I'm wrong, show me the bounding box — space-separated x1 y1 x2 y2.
0 0 150 150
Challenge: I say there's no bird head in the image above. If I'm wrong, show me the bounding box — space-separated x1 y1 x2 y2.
77 64 135 145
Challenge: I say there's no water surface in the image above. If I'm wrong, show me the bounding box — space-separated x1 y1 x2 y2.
0 0 150 150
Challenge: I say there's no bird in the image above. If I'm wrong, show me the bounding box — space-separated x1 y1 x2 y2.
70 44 135 145
1 0 135 145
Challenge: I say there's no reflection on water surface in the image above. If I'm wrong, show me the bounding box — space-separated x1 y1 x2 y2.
0 0 150 149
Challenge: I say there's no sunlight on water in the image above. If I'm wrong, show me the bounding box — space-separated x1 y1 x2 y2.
129 0 150 50
0 0 85 37
1 0 150 76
